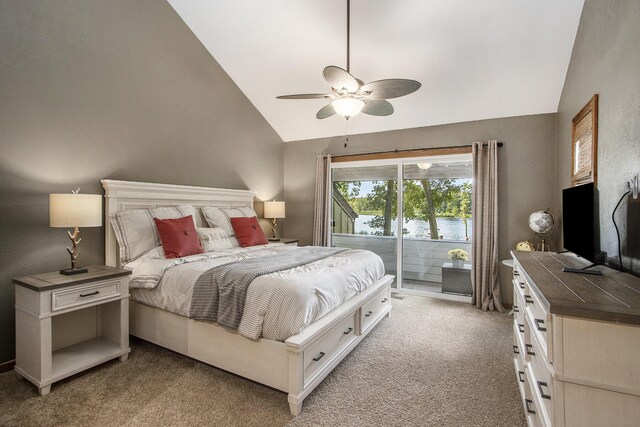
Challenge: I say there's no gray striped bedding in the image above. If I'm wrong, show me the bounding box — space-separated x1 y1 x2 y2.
129 245 385 341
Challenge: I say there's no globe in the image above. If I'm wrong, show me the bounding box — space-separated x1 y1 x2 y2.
528 210 555 237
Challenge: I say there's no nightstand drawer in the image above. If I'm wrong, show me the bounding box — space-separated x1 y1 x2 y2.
52 280 121 312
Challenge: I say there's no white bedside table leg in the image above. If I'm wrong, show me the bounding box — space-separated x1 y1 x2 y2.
39 385 51 396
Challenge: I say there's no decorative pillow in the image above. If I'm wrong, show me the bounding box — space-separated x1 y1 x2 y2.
230 216 268 247
202 206 257 237
110 204 196 264
154 216 203 258
196 227 234 252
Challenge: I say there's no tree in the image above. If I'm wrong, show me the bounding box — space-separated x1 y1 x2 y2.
364 181 397 236
459 182 472 240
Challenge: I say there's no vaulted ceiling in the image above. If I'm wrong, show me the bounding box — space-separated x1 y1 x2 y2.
168 0 585 142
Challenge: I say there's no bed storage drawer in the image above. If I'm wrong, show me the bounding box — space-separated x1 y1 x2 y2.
361 287 390 331
51 279 122 312
303 312 357 386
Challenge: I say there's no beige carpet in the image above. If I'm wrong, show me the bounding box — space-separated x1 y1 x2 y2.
0 296 525 427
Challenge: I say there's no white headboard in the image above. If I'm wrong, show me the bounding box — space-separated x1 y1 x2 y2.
101 179 256 267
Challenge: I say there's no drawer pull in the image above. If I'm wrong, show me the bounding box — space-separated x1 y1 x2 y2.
534 318 547 332
513 272 520 277
513 345 519 355
513 305 519 313
537 381 551 400
381 298 388 303
525 344 535 356
525 399 536 414
343 327 353 335
524 294 534 304
312 352 326 362
79 291 100 298
518 282 525 290
365 310 373 317
518 370 525 383
518 323 525 333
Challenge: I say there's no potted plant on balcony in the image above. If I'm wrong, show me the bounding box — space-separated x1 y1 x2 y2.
448 249 469 268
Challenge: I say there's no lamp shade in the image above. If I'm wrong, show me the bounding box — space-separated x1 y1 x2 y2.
50 194 103 228
264 201 285 219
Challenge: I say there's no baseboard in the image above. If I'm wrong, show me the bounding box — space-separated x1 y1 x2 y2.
0 359 15 374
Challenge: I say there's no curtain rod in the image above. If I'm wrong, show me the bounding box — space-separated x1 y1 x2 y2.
331 142 503 160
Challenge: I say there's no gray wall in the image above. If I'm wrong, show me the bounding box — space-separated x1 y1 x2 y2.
284 114 558 306
0 0 283 364
556 0 640 271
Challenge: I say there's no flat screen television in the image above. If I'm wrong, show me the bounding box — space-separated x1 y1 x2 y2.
562 182 606 265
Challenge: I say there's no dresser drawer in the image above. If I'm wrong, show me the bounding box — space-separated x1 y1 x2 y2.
524 367 547 427
303 312 357 386
361 287 390 331
51 280 122 312
513 286 525 326
526 323 555 426
513 323 526 367
524 286 552 361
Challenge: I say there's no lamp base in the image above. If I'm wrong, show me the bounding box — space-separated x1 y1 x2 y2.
60 267 88 276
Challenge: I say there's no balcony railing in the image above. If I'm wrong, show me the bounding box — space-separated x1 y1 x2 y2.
333 234 472 290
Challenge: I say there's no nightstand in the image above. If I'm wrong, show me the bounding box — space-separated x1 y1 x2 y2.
13 266 131 396
268 238 299 246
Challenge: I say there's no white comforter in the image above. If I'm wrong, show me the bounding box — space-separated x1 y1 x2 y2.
128 244 385 341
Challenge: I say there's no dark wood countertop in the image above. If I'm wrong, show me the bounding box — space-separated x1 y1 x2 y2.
511 251 640 325
13 265 131 292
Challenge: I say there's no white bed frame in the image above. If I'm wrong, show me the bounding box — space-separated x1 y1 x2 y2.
101 179 393 415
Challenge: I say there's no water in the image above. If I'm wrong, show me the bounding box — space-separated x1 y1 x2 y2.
354 215 472 241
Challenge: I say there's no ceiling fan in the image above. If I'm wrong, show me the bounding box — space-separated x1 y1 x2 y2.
276 0 421 120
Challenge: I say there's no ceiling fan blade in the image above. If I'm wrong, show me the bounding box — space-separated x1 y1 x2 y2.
362 99 394 116
316 103 336 119
276 94 333 99
323 66 359 92
361 79 422 99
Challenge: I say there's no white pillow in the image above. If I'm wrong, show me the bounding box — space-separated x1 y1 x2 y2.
110 205 196 264
123 246 165 270
196 227 235 252
201 206 257 237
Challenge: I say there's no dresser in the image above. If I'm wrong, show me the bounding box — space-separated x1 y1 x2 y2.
511 251 640 427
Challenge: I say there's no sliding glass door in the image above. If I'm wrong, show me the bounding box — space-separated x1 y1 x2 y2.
331 164 399 287
331 154 473 297
401 158 473 294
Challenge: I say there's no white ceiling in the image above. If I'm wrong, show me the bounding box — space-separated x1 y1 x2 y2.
167 0 585 142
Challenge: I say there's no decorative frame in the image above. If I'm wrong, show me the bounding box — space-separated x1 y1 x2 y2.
571 94 598 186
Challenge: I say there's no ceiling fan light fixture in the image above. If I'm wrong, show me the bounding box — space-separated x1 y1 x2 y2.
332 97 365 118
417 162 433 170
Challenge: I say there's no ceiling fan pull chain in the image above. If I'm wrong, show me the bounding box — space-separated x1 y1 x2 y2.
344 119 349 148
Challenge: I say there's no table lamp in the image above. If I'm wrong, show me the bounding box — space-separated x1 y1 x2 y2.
264 200 285 240
50 189 103 275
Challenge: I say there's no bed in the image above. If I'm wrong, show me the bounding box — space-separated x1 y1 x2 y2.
102 179 393 415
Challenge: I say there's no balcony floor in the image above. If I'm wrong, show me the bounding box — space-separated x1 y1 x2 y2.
394 278 472 297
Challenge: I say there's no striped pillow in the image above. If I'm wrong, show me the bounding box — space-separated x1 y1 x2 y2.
110 205 196 264
202 206 257 237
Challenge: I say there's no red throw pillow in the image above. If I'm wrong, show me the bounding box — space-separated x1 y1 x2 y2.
153 216 204 258
230 216 268 247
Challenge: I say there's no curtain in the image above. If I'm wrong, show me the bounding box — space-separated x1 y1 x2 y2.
471 141 504 312
312 154 332 246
